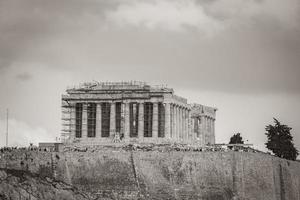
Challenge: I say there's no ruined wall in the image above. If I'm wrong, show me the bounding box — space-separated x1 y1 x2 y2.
1 149 300 200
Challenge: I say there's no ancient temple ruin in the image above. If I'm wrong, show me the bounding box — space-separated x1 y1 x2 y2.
61 81 216 145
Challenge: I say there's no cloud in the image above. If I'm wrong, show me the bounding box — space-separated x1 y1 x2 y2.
105 0 300 34
206 0 300 28
0 0 299 94
0 118 54 147
105 0 223 35
16 72 32 81
0 0 115 70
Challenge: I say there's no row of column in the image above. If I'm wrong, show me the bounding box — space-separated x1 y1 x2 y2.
203 116 215 144
170 104 191 142
70 101 173 141
69 102 215 144
192 115 215 145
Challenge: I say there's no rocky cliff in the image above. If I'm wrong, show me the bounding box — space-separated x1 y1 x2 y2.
0 168 88 200
0 147 300 199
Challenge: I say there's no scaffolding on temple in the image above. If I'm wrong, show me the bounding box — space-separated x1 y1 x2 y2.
66 81 170 91
61 100 73 143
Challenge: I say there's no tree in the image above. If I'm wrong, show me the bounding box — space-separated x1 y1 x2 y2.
229 133 244 144
265 118 298 161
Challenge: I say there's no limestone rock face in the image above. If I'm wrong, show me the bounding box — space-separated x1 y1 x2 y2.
0 168 88 200
1 148 300 200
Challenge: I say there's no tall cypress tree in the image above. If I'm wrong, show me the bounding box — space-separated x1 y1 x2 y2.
265 118 298 160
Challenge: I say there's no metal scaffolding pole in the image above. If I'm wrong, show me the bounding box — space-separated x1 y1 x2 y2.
6 109 8 147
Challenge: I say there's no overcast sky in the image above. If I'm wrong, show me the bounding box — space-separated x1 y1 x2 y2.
0 0 299 153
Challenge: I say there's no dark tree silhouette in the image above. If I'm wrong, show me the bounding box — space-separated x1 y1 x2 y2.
265 118 298 161
229 133 244 144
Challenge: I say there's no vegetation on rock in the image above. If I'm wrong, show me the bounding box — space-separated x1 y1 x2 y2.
229 133 244 144
265 118 299 160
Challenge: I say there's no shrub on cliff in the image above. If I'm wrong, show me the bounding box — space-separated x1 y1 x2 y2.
229 133 244 144
265 118 299 160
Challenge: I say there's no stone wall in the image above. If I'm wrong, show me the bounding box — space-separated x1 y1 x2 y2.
1 149 300 199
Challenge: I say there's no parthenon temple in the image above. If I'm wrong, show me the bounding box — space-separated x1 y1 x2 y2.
61 81 217 145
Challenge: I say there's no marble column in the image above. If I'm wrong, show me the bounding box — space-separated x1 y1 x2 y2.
187 110 190 142
191 117 195 142
124 102 130 140
184 108 187 141
120 103 125 139
96 103 101 138
180 107 183 141
109 102 116 137
138 102 144 140
176 106 179 140
205 116 209 145
82 103 88 139
69 103 76 141
164 103 171 139
152 102 158 139
207 117 210 144
184 108 188 142
207 117 211 144
178 106 181 141
172 104 176 139
212 119 215 144
187 110 192 142
209 118 213 144
170 104 173 139
176 106 180 140
199 116 204 145
179 107 183 141
210 118 213 144
173 105 177 140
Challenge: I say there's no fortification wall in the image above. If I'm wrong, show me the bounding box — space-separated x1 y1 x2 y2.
1 149 300 200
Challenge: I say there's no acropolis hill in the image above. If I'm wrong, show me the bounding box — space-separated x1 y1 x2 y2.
0 82 300 200
1 147 300 200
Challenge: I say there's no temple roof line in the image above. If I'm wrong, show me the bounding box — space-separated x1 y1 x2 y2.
66 81 173 92
64 81 217 118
